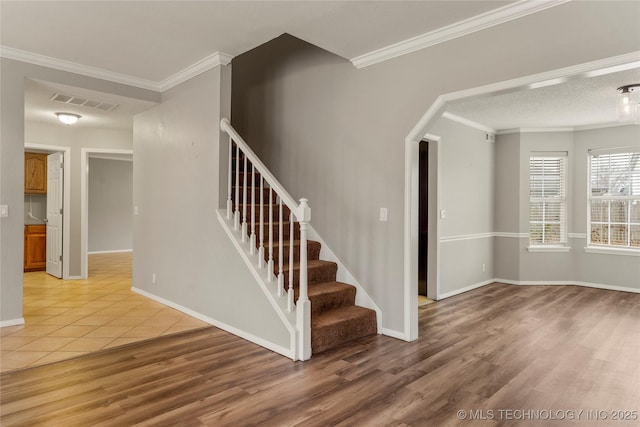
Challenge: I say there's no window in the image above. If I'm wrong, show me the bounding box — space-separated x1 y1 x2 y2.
588 149 640 249
529 153 568 246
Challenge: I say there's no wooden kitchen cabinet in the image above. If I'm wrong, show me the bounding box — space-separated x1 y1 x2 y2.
24 225 46 272
25 152 47 194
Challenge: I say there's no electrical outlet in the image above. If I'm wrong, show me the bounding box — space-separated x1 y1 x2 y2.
379 208 388 222
152 273 156 284
440 210 446 219
482 263 486 273
134 206 139 215
0 205 8 218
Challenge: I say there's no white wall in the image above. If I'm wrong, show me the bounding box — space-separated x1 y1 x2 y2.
88 157 133 253
231 0 640 334
132 66 290 348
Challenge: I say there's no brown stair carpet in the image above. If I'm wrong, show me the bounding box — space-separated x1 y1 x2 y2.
232 155 377 354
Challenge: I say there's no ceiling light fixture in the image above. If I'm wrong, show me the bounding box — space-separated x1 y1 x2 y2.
55 112 81 125
617 84 640 123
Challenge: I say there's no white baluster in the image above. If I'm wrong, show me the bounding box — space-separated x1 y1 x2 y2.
287 212 294 312
277 198 284 296
233 146 240 230
258 178 265 269
249 165 256 255
267 187 274 281
226 137 232 219
241 154 248 241
296 198 311 361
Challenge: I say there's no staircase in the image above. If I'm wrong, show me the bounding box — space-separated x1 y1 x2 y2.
220 118 377 358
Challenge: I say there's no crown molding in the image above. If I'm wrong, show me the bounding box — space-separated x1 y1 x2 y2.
442 112 496 134
158 51 233 92
351 0 570 69
0 45 233 93
0 45 159 91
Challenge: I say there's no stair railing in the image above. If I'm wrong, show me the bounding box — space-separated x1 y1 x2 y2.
220 118 311 361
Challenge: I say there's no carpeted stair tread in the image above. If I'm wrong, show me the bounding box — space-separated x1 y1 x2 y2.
267 240 321 262
311 305 377 354
305 282 356 314
283 260 337 286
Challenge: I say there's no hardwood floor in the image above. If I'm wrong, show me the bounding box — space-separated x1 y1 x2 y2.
1 283 639 426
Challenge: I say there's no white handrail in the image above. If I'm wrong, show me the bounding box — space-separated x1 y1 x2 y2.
221 118 306 221
220 117 311 361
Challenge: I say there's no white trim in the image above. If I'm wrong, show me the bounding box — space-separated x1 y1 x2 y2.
88 154 133 162
498 127 574 135
438 279 495 300
527 246 571 253
496 279 639 294
494 232 528 238
81 148 134 279
351 0 570 68
584 246 640 257
404 52 640 344
88 249 132 255
440 232 493 242
381 328 408 340
132 287 295 359
305 223 383 333
441 112 496 134
574 122 639 132
0 45 233 92
569 233 587 239
66 275 82 280
0 318 25 328
1 46 159 91
24 143 72 280
158 52 233 92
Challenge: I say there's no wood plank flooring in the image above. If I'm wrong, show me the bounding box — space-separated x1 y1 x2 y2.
2 283 639 426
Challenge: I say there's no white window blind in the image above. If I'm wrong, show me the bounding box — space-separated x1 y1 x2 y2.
529 154 567 245
589 149 640 249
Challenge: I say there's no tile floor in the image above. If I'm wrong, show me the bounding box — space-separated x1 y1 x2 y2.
0 252 208 372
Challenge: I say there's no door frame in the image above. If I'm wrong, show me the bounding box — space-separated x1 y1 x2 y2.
80 148 134 279
24 143 71 280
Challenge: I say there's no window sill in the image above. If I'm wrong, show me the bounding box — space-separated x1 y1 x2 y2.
527 246 571 253
584 246 640 257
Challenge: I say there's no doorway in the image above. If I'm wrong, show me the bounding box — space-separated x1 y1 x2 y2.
418 141 428 297
23 144 71 279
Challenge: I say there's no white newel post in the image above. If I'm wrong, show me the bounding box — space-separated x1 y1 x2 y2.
296 198 311 361
226 137 233 219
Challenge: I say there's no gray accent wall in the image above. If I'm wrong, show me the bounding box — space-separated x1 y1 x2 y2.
430 117 495 295
231 0 640 332
132 67 290 348
88 158 133 253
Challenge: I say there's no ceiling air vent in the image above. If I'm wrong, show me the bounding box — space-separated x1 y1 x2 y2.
50 93 119 112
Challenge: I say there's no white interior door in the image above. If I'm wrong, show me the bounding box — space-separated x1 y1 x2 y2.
46 152 64 278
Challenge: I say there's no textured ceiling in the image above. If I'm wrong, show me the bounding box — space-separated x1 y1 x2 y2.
447 67 640 130
1 1 510 82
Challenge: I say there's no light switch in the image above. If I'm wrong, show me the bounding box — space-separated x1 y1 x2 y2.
440 209 446 219
380 208 388 222
134 206 139 215
0 205 8 218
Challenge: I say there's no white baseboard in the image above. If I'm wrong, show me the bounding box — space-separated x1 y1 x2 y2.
132 287 295 359
88 249 133 254
438 279 495 299
66 276 83 280
0 318 25 327
495 279 640 294
381 328 408 340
